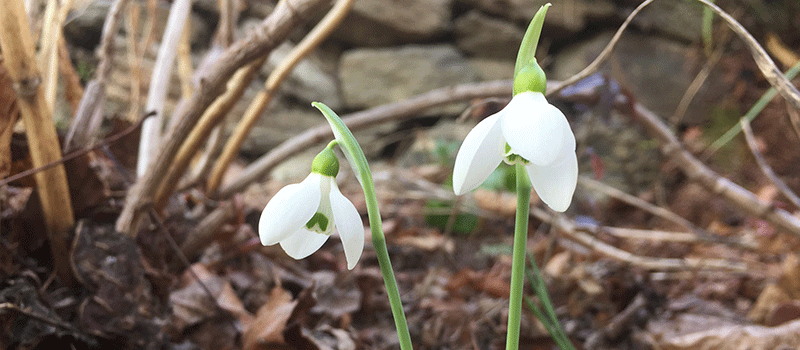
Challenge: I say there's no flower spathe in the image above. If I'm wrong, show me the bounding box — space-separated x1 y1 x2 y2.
259 164 364 270
453 91 578 212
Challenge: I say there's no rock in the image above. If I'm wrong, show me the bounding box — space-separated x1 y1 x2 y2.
331 0 452 46
457 0 615 39
551 31 729 124
64 0 213 50
260 42 342 110
467 58 515 81
454 11 524 60
628 0 702 42
339 45 478 111
235 97 325 158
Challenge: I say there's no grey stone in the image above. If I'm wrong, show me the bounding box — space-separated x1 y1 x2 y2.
457 0 615 39
630 0 702 42
64 1 213 50
339 45 478 112
454 11 524 60
551 31 730 124
331 0 452 46
260 42 343 110
467 58 515 81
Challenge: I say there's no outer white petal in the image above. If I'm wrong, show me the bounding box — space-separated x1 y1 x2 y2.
452 113 504 195
279 228 329 259
502 92 575 166
328 179 364 270
526 150 578 212
258 174 322 246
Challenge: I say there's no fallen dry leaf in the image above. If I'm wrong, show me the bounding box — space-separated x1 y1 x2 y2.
242 286 297 350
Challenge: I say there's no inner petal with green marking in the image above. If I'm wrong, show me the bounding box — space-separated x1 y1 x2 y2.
305 212 330 234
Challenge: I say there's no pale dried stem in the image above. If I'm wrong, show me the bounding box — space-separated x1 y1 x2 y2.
137 0 192 177
115 0 329 236
64 0 128 152
739 118 800 208
177 19 193 98
670 27 730 124
217 80 512 198
205 0 355 194
532 209 751 272
0 0 75 285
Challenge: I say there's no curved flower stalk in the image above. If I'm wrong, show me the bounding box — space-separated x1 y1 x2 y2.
453 4 578 350
259 143 364 270
452 89 578 212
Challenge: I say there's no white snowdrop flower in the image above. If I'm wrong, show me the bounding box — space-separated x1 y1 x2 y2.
259 146 364 269
452 91 578 212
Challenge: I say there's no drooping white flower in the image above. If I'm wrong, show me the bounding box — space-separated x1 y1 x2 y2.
259 147 364 269
453 91 578 212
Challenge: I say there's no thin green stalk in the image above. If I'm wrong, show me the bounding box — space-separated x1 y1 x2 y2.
314 102 413 350
709 59 800 151
506 163 532 350
526 256 576 350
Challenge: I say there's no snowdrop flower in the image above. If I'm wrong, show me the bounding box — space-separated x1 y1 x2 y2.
259 144 364 269
453 64 577 212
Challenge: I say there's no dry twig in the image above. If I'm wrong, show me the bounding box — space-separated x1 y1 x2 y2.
64 0 128 152
115 0 330 236
217 80 512 197
695 0 800 112
533 209 750 273
205 0 355 194
739 118 800 209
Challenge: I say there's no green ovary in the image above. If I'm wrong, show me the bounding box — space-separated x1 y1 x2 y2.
305 212 330 233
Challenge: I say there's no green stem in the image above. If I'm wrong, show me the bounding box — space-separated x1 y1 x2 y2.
506 163 532 350
313 102 413 350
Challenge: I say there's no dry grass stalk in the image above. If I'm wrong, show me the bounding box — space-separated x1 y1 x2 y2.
205 0 355 195
115 0 330 236
0 0 75 285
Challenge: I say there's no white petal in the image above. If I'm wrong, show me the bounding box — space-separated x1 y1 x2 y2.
279 228 329 259
452 113 504 195
502 92 575 166
258 174 322 246
526 150 578 212
328 179 364 270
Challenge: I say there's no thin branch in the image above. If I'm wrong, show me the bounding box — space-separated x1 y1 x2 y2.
153 57 267 212
694 0 800 112
577 176 755 249
532 209 751 273
64 0 128 152
0 112 150 187
115 0 330 236
216 80 513 198
545 0 657 97
739 118 800 208
205 0 355 194
631 99 800 236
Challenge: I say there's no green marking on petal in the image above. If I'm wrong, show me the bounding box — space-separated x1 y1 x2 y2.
305 212 330 233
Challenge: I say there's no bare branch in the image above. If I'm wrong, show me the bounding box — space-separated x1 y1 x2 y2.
116 0 331 236
739 118 800 208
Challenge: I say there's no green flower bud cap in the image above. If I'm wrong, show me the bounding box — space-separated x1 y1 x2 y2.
311 142 340 177
513 60 547 96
